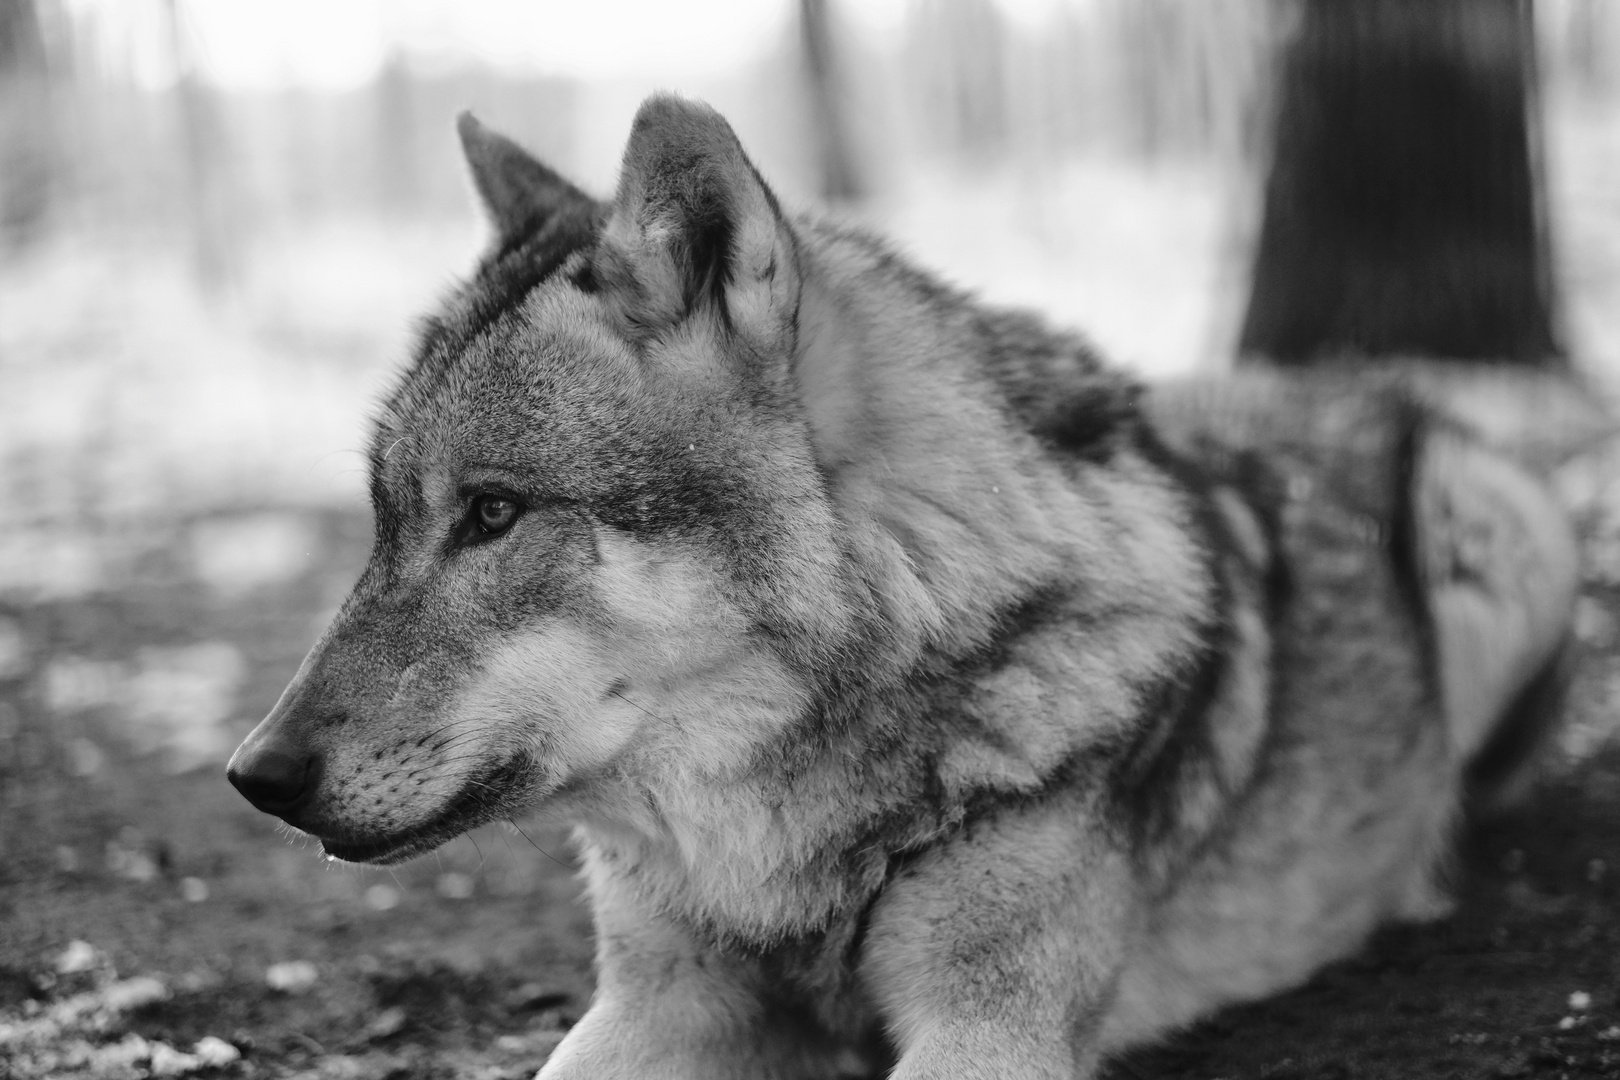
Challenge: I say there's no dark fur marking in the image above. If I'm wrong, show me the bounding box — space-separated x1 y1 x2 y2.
845 847 928 969
799 220 964 315
1225 448 1294 629
569 260 600 294
414 200 605 378
680 181 736 321
1465 632 1575 804
974 307 1142 464
1108 424 1251 852
1387 404 1441 708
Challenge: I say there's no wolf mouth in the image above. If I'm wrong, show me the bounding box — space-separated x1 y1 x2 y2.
318 754 535 865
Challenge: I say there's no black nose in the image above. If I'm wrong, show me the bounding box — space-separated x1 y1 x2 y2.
227 747 319 817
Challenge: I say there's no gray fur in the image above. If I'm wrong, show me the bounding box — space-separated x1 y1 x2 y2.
227 96 1579 1079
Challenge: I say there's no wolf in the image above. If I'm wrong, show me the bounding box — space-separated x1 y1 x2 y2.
227 96 1579 1078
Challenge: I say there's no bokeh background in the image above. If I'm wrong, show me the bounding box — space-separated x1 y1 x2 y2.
4 1 1620 1078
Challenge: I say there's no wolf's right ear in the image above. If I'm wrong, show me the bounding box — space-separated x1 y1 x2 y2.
457 112 591 249
595 96 800 356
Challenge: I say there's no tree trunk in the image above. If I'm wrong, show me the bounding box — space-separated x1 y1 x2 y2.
799 0 864 203
164 0 237 293
0 0 52 247
1237 0 1562 368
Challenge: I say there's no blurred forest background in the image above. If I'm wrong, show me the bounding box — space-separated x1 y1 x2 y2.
4 1 1620 1078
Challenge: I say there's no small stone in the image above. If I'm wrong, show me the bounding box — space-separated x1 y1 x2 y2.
1496 1052 1530 1077
1569 990 1592 1011
56 939 100 974
192 1036 241 1067
359 1005 407 1042
265 960 319 994
1558 1015 1576 1031
103 976 169 1011
147 1040 197 1076
99 1032 152 1067
106 836 158 883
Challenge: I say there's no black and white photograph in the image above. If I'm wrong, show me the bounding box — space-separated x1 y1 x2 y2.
2 1 1619 1077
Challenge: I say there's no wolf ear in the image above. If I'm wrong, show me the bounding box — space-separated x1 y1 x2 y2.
457 112 591 249
596 95 799 352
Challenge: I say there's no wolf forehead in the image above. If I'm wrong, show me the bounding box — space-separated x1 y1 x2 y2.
373 208 620 467
364 208 819 542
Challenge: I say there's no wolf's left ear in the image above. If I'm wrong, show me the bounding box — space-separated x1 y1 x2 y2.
458 112 592 249
596 96 799 353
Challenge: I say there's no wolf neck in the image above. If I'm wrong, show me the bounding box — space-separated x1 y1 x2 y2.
789 222 1162 676
579 224 1219 947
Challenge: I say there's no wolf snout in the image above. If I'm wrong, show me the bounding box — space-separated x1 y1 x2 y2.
227 739 323 820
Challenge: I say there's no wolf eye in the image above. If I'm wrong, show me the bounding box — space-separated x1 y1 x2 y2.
472 495 521 536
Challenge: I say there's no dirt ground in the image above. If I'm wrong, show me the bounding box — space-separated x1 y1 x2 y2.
2 502 1619 1080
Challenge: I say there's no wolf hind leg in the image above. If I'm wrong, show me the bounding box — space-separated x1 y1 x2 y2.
1412 427 1579 789
1464 631 1578 813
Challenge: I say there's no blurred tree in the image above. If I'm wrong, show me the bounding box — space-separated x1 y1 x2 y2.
799 0 863 203
1565 0 1609 94
165 0 238 292
374 54 420 213
0 0 52 248
1238 0 1563 368
905 0 1009 168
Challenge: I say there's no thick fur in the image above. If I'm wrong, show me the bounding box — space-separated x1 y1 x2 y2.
227 98 1579 1079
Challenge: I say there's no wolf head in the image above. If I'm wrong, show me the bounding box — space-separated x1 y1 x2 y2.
225 98 879 863
227 97 1167 870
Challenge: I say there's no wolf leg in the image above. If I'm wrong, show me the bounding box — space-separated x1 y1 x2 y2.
860 793 1134 1080
1413 430 1579 802
537 886 849 1080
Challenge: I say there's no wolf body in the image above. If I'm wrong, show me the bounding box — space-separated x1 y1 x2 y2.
227 98 1579 1078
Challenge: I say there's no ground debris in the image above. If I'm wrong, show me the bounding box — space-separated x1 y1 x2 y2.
266 961 321 995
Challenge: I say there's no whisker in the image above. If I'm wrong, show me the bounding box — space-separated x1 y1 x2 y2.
610 687 673 725
509 818 572 871
414 721 465 749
